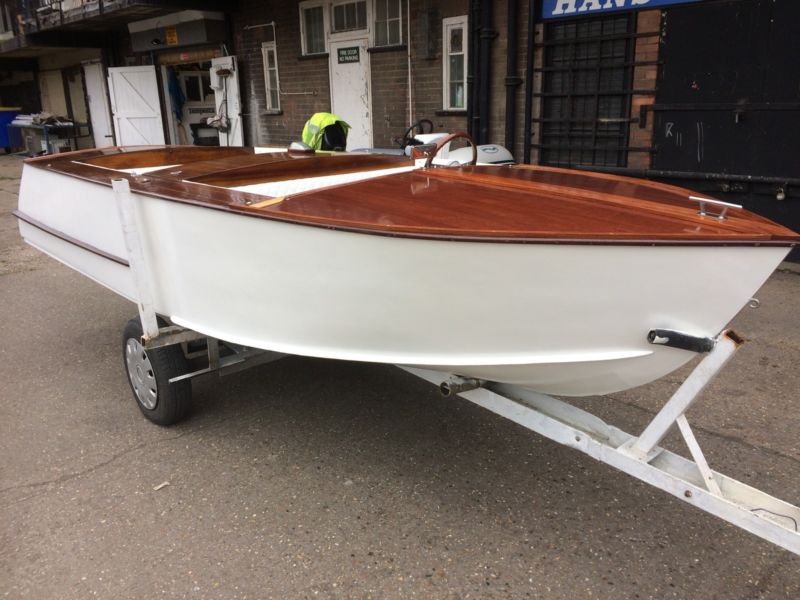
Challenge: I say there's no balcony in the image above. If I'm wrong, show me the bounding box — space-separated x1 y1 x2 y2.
0 0 231 58
22 0 231 31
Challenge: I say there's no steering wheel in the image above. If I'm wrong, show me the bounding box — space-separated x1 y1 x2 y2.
423 131 478 168
395 119 434 148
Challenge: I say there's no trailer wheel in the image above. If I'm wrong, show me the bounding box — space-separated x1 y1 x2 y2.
122 317 191 426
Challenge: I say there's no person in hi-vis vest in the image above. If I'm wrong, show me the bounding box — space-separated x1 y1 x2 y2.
302 112 351 151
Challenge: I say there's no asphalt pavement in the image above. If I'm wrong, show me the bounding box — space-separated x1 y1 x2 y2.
1 154 799 599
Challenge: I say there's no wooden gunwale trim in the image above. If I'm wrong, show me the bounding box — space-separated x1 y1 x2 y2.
25 149 800 247
13 209 130 266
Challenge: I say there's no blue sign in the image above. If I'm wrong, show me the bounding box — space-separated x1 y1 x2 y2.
542 0 705 20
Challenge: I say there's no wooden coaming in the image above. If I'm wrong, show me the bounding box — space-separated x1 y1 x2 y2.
24 146 800 246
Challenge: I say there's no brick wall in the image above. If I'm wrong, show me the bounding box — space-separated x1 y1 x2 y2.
627 9 661 169
408 0 468 135
231 0 332 147
231 0 481 148
229 0 543 154
370 47 409 147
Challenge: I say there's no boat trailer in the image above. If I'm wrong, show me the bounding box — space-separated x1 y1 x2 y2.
132 319 800 556
113 179 800 556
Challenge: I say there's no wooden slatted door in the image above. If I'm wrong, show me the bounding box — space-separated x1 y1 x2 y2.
107 66 165 146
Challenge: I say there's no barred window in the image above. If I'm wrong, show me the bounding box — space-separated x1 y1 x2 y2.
538 15 635 167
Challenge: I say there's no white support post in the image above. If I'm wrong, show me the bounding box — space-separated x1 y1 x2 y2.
623 330 742 460
113 178 160 340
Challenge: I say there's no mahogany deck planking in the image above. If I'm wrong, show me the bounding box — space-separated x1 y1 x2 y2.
24 146 799 246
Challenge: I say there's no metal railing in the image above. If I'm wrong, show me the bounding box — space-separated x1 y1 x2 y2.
5 0 117 34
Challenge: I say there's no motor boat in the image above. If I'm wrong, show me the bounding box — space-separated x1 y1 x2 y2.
14 138 798 399
15 139 800 555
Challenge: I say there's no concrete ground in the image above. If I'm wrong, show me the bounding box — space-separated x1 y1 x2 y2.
1 153 798 599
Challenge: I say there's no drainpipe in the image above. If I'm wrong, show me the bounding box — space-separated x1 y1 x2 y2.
477 0 493 145
504 0 520 154
523 1 537 164
407 0 413 127
467 0 480 138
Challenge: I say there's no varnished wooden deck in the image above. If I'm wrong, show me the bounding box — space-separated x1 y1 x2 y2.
26 146 799 246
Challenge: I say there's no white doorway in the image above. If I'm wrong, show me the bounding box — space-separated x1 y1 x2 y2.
329 38 372 150
82 61 114 147
161 63 217 146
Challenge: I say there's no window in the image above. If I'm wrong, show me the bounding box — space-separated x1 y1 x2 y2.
374 0 402 46
300 1 327 55
0 4 13 35
301 1 400 53
332 1 366 33
538 15 635 167
262 41 281 111
180 72 214 104
442 16 468 111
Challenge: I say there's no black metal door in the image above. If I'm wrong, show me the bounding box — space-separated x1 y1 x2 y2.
652 0 800 180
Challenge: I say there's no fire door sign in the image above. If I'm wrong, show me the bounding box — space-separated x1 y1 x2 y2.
337 47 360 64
542 0 704 19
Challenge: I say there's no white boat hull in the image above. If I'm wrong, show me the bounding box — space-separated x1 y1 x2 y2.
18 166 790 396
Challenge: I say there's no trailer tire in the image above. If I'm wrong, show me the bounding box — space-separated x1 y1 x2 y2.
122 316 191 426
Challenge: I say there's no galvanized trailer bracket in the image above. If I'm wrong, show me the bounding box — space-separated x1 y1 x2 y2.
401 332 800 555
169 339 287 384
142 324 287 384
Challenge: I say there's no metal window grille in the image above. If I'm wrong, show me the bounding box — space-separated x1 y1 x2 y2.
538 15 635 168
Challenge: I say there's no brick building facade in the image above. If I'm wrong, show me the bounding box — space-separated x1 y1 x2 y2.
229 0 485 151
227 1 665 170
0 0 796 233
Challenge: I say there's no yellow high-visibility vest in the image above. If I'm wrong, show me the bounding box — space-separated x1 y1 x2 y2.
301 112 351 150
